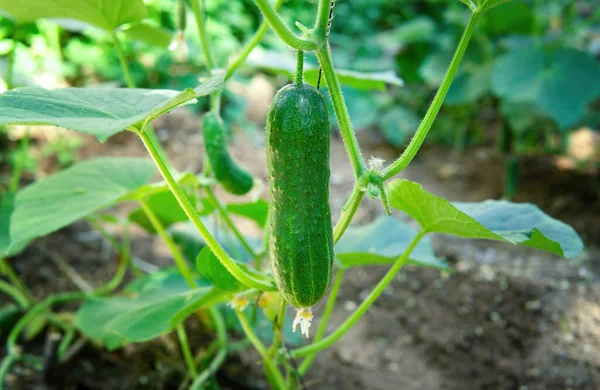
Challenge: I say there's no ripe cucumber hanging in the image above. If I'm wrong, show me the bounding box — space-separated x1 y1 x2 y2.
265 51 334 309
202 112 254 195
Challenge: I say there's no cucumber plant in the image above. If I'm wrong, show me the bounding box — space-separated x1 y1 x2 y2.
0 0 586 389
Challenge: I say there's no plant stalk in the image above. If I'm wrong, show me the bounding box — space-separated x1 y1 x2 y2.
381 11 481 180
177 324 198 378
253 0 319 50
191 0 215 70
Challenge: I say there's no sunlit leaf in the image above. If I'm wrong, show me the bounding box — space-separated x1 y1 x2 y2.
387 179 584 259
8 158 155 254
196 247 244 292
226 199 269 228
120 21 172 48
0 0 147 32
0 71 224 141
335 216 449 270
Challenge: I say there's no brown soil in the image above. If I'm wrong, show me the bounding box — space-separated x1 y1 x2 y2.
2 92 599 390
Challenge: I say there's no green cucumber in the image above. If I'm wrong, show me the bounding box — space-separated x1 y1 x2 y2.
202 113 253 195
266 83 333 308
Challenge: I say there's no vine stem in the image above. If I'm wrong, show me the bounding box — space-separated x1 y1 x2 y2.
0 259 35 304
204 187 258 261
298 267 344 374
291 231 425 358
191 0 215 70
177 324 198 378
236 310 287 389
4 45 14 90
253 0 319 50
9 128 29 192
0 279 29 308
224 0 285 81
333 187 364 244
316 45 366 179
268 295 287 357
140 200 197 288
295 50 304 86
138 131 275 292
381 11 481 180
112 33 135 89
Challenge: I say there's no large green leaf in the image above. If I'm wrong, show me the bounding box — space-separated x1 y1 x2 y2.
491 46 544 102
387 180 584 259
120 21 172 48
75 269 227 349
0 193 19 257
335 216 448 270
196 247 244 292
246 49 403 91
0 0 147 32
536 48 600 128
445 63 492 105
379 105 421 148
8 158 155 254
0 71 224 141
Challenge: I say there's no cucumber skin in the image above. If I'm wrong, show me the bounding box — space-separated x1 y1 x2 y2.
266 84 333 308
202 113 253 195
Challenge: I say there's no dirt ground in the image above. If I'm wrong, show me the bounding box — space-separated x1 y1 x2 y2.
2 84 600 390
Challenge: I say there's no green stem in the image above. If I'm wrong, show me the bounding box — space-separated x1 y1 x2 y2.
0 353 16 390
140 200 197 289
9 128 28 192
0 259 35 304
316 45 366 179
269 296 287 357
381 11 481 181
190 347 226 389
112 33 135 89
138 131 275 291
0 279 29 308
298 267 344 374
177 324 198 378
253 0 319 51
191 0 215 70
224 0 285 81
292 232 425 358
295 50 304 85
236 310 287 389
333 187 364 245
92 222 131 295
204 187 258 260
314 0 333 38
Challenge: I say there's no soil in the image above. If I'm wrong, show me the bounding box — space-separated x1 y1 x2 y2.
2 84 600 390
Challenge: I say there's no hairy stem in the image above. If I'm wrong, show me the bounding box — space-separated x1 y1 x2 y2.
295 50 304 85
253 0 319 50
292 232 425 358
236 310 287 389
381 11 481 180
316 45 366 179
333 187 364 245
138 131 275 291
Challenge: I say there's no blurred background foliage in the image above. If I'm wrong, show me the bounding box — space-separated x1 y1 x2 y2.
0 0 599 193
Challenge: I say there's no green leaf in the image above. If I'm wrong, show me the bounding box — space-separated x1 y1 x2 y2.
75 269 226 349
335 216 449 270
9 158 155 254
482 2 534 36
381 16 436 45
491 46 544 102
196 247 244 292
0 192 28 258
387 179 584 259
536 48 600 128
445 63 492 105
246 49 402 91
0 0 147 32
120 21 172 48
379 105 420 147
226 199 269 228
480 0 512 13
0 71 224 142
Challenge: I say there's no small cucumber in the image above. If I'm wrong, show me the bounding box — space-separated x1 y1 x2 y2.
202 113 253 195
266 83 333 308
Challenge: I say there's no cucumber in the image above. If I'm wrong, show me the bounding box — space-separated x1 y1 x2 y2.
266 83 333 308
202 113 253 195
